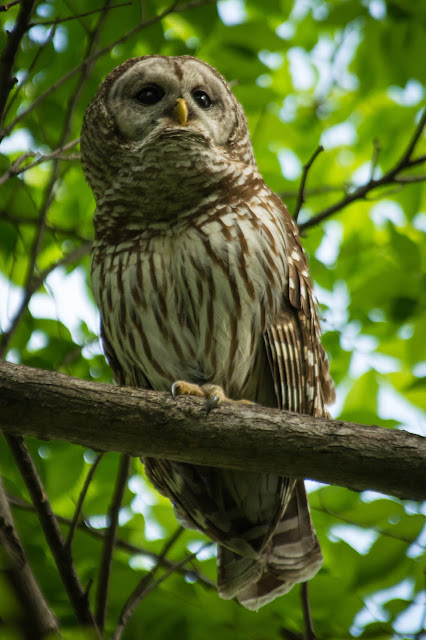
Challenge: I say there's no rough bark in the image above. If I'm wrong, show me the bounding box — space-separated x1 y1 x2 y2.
0 360 424 501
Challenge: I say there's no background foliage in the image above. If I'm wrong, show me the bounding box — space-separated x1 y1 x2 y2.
0 0 425 638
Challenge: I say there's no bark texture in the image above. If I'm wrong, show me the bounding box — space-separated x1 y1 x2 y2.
0 360 424 501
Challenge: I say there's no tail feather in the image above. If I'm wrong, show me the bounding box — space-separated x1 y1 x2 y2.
217 480 322 610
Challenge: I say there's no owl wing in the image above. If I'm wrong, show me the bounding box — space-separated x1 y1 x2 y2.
263 202 335 417
223 200 335 610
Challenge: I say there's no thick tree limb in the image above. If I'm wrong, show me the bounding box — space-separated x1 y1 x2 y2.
0 360 425 501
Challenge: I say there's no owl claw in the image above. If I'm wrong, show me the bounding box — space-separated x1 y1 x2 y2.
170 381 179 401
206 394 220 416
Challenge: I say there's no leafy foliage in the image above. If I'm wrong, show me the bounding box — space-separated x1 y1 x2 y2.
0 1 425 639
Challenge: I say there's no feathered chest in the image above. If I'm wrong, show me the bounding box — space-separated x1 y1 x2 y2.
91 200 289 393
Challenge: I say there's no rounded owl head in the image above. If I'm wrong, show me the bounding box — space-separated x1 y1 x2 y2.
81 56 257 213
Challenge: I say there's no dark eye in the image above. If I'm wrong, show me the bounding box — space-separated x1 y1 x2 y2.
192 89 212 110
134 85 165 106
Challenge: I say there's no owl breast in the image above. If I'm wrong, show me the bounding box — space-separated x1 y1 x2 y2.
91 193 289 398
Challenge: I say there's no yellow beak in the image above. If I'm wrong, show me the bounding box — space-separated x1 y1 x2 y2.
173 98 188 126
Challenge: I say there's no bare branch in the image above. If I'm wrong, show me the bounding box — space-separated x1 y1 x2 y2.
7 492 216 590
3 23 56 120
28 2 132 27
113 540 211 640
3 434 99 632
0 0 36 124
300 108 426 232
96 454 131 631
0 360 425 501
0 476 60 638
293 145 324 223
0 138 80 186
114 527 185 639
0 1 22 10
65 453 104 550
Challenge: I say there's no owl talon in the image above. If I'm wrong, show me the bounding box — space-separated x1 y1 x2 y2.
206 394 220 416
170 381 180 401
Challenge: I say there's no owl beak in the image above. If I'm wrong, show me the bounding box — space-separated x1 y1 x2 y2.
174 98 188 126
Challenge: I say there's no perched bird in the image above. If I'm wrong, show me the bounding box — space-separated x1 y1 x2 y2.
81 55 334 611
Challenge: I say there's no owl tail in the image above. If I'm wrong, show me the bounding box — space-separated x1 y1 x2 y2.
217 480 322 611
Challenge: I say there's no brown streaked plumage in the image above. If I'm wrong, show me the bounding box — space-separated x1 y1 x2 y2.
81 55 335 611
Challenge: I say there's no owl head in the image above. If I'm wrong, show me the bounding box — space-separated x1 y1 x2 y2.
81 56 257 213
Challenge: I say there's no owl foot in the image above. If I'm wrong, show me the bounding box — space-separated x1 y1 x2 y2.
171 381 252 415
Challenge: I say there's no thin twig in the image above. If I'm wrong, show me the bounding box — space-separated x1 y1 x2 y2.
293 145 324 223
0 0 36 124
114 537 210 640
4 24 56 120
394 173 426 183
0 476 60 638
4 434 99 632
0 138 80 186
96 454 131 631
300 108 426 232
301 582 317 640
7 492 216 590
0 0 217 141
0 0 21 11
65 453 104 550
28 1 132 27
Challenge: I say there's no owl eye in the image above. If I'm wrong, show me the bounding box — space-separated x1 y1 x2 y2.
192 89 212 110
134 85 165 106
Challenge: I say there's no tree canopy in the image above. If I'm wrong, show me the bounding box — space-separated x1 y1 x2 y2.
0 1 425 639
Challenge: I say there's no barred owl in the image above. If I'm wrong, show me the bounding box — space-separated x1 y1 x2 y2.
81 55 335 611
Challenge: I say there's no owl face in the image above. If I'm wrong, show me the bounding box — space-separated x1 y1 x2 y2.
81 56 256 214
106 56 239 149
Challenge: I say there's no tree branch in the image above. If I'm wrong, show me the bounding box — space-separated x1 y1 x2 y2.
28 2 132 28
95 453 130 631
114 527 185 639
113 541 211 640
65 452 104 550
300 108 426 232
7 492 216 590
0 138 80 187
0 476 60 639
0 0 36 125
293 145 324 223
4 433 99 632
0 361 425 501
